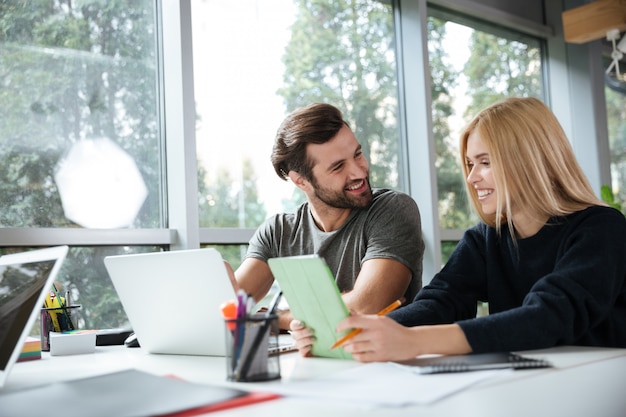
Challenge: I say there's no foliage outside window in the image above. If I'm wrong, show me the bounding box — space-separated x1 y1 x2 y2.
193 0 401 236
605 85 626 211
0 1 162 229
427 9 544 262
1 1 160 329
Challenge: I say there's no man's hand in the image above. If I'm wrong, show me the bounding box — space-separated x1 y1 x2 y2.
289 319 315 357
277 309 294 331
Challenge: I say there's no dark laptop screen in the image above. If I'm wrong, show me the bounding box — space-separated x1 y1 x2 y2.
0 260 55 370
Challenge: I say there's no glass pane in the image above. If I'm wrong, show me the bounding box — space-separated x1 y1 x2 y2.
0 1 162 228
205 244 248 271
427 10 544 231
0 246 162 335
605 85 626 211
204 244 278 306
192 0 402 228
441 241 458 264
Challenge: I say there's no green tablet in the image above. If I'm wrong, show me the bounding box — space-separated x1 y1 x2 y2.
267 255 352 359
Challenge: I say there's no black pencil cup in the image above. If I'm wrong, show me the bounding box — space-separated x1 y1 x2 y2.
224 313 281 382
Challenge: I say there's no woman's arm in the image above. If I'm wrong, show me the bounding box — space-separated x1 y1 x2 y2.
340 316 472 362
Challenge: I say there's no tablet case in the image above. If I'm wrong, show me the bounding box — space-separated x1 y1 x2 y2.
267 255 352 359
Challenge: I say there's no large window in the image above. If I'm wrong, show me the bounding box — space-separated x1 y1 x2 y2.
605 84 626 210
0 1 162 229
192 0 402 269
0 1 161 329
426 8 544 261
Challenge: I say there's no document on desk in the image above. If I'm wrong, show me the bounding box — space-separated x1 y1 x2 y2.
272 362 508 407
0 369 250 417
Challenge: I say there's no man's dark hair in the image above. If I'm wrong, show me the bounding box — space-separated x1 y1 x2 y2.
271 103 349 181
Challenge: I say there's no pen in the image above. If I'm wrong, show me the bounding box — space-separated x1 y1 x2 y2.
52 283 74 331
330 299 402 350
266 290 283 316
235 291 247 354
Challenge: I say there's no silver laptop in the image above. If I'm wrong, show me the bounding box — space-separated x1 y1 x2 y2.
104 248 236 356
0 245 69 388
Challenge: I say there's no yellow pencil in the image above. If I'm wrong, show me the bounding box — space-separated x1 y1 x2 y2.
330 299 402 350
44 292 62 332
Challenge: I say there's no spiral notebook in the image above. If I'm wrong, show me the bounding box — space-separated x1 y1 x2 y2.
395 352 553 374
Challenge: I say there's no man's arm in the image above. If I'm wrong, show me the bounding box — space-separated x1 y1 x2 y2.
234 257 275 302
341 258 412 313
233 257 295 330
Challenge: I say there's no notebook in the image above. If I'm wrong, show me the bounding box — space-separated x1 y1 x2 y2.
0 245 69 388
267 255 351 359
394 352 553 374
104 248 236 356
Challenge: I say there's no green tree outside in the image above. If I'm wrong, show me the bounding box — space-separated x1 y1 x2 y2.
1 0 160 329
277 0 400 189
605 85 626 211
463 31 543 120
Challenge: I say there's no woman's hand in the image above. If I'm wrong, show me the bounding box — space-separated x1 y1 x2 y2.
335 314 420 362
289 312 472 362
288 313 420 361
336 314 472 362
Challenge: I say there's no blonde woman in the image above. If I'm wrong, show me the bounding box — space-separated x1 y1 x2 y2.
291 97 626 361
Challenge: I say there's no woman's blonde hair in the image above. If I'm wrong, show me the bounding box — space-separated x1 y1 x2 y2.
460 97 604 234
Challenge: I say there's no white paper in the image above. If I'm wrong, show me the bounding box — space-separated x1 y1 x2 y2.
270 362 507 407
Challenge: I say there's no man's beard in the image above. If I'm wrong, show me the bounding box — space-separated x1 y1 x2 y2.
311 176 373 209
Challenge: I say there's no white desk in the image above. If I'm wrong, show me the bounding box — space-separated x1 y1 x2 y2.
5 345 626 417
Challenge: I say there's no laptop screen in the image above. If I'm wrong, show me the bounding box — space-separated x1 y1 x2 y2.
0 246 68 388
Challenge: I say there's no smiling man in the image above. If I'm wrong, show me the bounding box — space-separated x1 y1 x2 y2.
234 103 424 330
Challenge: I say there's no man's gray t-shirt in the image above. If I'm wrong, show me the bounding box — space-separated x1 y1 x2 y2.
246 188 424 302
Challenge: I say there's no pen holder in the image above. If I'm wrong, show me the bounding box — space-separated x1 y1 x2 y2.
224 313 281 382
40 305 81 352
